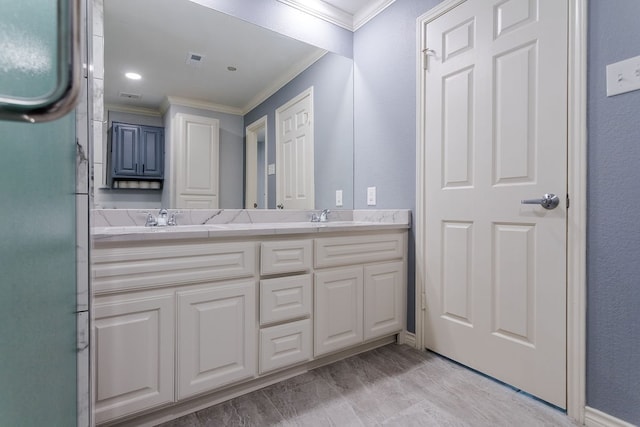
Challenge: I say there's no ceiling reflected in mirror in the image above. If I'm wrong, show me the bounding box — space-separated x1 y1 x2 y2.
104 0 327 113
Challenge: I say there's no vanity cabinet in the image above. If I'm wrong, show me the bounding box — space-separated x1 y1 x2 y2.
177 281 256 400
314 233 406 357
111 122 164 182
91 227 407 425
93 290 175 424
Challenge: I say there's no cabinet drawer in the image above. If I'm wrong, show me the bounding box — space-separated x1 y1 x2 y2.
260 319 312 374
261 239 312 275
92 241 256 293
260 274 312 325
314 233 405 269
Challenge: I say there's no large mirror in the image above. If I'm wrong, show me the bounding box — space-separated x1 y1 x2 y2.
94 0 354 210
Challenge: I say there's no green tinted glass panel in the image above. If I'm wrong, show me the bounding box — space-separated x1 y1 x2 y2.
0 0 58 99
0 1 77 424
0 115 77 426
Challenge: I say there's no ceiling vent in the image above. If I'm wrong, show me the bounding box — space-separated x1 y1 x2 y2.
119 92 141 100
186 52 204 67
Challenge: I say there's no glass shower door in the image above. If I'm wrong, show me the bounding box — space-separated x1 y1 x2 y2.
0 0 79 424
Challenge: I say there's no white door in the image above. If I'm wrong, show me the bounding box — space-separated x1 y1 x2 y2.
421 0 568 408
276 87 314 209
245 116 268 209
174 113 220 209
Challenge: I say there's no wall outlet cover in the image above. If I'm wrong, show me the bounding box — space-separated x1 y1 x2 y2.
606 55 640 96
267 163 276 175
336 190 343 207
367 186 376 206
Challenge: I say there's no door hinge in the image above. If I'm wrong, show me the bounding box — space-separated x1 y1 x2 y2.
566 194 570 209
421 292 427 311
422 48 436 71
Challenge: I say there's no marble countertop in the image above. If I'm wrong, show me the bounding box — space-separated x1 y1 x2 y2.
91 209 411 243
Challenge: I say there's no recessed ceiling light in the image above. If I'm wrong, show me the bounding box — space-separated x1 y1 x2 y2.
227 66 237 72
125 72 142 80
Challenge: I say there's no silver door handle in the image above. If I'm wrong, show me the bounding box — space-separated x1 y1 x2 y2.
521 193 560 210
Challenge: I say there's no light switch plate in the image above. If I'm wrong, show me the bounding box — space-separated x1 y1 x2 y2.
367 186 376 206
335 190 343 207
267 163 276 175
606 55 640 96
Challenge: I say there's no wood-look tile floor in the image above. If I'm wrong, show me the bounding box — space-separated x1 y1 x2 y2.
158 344 578 427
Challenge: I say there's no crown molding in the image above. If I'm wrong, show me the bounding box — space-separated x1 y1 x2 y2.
105 104 163 117
278 0 353 30
161 96 243 116
353 0 395 30
277 0 395 31
241 49 327 115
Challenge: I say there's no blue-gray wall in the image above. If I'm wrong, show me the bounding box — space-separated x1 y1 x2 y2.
587 1 640 424
244 52 354 210
353 0 443 332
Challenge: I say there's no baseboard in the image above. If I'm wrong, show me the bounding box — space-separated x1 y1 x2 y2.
403 331 417 348
584 406 636 427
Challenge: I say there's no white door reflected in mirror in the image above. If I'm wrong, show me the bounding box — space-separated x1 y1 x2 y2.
245 116 268 209
276 87 315 210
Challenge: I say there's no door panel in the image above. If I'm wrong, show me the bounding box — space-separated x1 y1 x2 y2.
314 267 363 356
177 281 256 399
174 113 219 208
422 0 568 408
140 126 164 178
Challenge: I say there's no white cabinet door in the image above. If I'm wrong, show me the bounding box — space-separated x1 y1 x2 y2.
173 113 220 209
364 261 404 340
314 267 363 357
94 293 174 424
176 281 256 400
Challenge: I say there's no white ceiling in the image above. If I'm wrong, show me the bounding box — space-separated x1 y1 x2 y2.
104 0 389 114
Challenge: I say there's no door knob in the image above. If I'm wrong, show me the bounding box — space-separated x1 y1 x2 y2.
521 193 560 210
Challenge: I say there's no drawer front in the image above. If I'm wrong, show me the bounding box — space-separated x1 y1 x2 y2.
93 241 257 293
261 239 312 275
314 232 405 269
260 274 312 325
259 319 312 374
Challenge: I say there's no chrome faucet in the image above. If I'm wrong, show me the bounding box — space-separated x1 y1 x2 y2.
311 209 331 223
144 212 158 227
143 209 178 227
157 209 169 226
